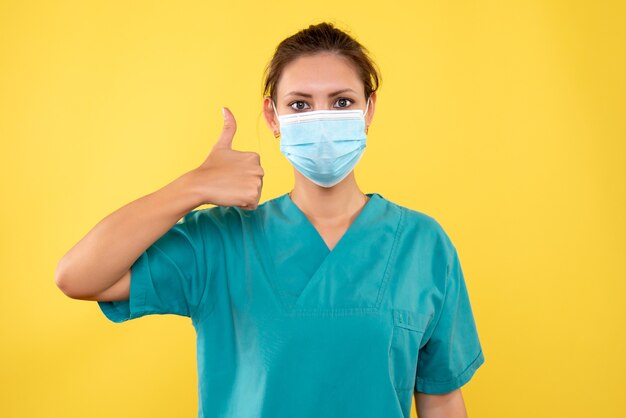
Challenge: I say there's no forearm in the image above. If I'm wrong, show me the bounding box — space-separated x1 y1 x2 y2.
415 389 467 418
55 171 204 298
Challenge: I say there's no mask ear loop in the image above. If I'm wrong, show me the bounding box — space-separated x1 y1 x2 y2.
271 100 281 139
363 96 371 134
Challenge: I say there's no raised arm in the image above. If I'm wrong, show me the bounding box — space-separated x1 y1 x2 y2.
54 171 203 300
55 107 264 301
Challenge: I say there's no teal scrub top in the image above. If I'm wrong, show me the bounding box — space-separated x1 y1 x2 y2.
98 192 485 418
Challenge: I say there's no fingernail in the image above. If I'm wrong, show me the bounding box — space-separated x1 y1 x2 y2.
222 107 225 118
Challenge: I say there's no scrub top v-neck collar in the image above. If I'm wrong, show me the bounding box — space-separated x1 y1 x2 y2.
257 192 403 314
286 192 375 252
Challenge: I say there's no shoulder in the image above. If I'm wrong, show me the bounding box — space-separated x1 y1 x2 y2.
384 197 453 240
180 195 283 232
382 197 463 295
381 195 457 257
180 205 248 233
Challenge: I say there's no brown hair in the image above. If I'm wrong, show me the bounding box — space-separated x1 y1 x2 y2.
262 22 381 102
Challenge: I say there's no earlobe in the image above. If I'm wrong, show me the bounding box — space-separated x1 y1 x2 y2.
263 96 281 136
269 98 281 139
364 94 374 134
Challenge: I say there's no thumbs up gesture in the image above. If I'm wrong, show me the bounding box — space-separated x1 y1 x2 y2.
191 107 264 210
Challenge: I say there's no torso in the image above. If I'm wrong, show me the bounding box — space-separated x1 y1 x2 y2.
191 192 447 418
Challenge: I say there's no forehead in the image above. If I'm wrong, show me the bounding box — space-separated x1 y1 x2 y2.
276 52 363 97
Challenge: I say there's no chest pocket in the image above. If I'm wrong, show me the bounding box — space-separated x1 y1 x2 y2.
388 309 432 392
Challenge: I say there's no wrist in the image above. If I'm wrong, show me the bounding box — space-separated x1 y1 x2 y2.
169 169 208 210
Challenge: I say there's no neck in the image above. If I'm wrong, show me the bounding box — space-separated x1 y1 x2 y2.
289 171 369 224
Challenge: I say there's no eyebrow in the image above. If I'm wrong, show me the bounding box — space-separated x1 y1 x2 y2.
283 88 358 98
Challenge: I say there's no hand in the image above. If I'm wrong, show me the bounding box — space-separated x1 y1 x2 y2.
192 107 264 210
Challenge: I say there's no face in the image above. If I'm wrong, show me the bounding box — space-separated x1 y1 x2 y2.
263 52 376 136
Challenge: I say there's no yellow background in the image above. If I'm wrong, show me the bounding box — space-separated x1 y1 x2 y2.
1 0 624 417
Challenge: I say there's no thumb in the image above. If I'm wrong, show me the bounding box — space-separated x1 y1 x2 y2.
213 107 237 149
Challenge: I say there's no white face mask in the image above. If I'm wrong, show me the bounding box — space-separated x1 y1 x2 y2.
273 98 370 188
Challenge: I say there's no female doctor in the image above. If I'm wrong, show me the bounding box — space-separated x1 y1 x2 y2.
56 22 484 418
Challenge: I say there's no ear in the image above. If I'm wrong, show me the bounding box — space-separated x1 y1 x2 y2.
263 96 280 138
365 91 377 129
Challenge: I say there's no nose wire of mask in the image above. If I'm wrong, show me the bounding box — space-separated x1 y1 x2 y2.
272 98 369 188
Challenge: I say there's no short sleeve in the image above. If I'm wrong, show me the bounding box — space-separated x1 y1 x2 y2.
97 209 218 324
415 243 485 394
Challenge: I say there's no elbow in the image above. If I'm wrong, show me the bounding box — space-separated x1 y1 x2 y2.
55 275 75 299
54 258 83 299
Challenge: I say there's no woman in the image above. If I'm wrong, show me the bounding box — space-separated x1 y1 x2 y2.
56 22 485 418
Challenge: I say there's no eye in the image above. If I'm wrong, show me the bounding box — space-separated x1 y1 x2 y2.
334 98 353 108
289 100 310 111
